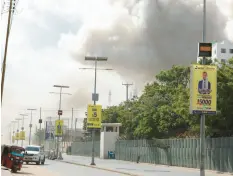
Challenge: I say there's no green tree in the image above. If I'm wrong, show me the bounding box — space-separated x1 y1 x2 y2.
102 58 233 139
206 58 233 136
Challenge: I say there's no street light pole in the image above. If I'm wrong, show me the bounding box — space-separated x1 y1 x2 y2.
51 85 70 160
19 114 28 147
122 83 133 101
39 107 42 146
27 109 37 145
200 0 206 176
82 56 110 166
15 118 21 145
11 121 17 144
1 0 13 103
71 108 74 142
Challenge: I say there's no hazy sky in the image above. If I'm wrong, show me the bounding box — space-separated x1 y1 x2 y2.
1 0 233 144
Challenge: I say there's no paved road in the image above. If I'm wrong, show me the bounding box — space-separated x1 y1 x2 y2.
1 163 56 176
62 154 233 176
2 157 232 176
1 160 124 176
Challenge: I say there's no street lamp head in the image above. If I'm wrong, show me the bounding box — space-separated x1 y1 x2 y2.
50 92 71 95
101 68 113 70
53 85 69 88
85 56 108 61
79 68 93 70
27 108 37 111
96 57 108 61
19 114 28 116
85 56 95 61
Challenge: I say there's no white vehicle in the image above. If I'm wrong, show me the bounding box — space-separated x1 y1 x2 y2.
24 145 45 165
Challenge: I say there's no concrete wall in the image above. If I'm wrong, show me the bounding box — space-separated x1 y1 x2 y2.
100 132 118 159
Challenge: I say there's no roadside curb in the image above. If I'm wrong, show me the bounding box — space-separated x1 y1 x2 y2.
60 160 142 176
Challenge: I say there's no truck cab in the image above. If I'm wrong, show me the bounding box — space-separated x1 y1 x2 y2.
24 145 45 165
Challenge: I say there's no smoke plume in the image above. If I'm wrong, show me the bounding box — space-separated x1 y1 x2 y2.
59 0 232 88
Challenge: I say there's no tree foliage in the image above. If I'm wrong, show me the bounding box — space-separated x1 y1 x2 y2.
102 58 233 139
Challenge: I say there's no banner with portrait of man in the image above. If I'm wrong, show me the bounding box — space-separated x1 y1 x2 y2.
45 120 55 140
55 120 64 137
190 64 217 115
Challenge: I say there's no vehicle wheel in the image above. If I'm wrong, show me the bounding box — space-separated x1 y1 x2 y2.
11 166 17 173
26 162 29 164
36 159 40 165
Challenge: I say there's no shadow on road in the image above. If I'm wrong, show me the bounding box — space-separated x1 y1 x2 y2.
1 167 8 170
13 171 34 175
1 167 34 175
23 163 49 166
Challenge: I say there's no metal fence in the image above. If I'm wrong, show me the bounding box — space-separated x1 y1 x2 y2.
44 140 56 151
115 137 233 173
71 141 100 157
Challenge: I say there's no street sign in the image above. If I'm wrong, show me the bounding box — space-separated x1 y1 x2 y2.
15 132 19 140
87 104 102 129
39 119 42 123
55 120 64 137
92 93 99 101
12 136 15 143
58 110 63 115
19 131 25 140
198 43 212 57
189 64 217 115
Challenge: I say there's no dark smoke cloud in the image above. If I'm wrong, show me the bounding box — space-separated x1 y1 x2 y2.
66 0 228 87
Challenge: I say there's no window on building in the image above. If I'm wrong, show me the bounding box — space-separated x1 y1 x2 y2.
230 49 233 54
221 59 226 63
221 48 226 53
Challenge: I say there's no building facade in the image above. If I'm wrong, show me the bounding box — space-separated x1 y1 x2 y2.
197 40 233 63
212 40 233 63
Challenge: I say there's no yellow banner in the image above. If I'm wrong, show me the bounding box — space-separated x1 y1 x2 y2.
15 132 20 140
55 120 64 136
190 64 217 115
12 136 15 143
19 131 25 140
87 104 102 129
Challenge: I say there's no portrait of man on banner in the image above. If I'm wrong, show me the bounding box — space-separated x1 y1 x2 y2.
198 71 211 94
57 122 62 134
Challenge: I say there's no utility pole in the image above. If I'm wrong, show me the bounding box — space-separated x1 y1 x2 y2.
19 114 28 147
80 56 111 166
1 0 13 103
108 90 112 107
71 108 74 142
11 121 16 144
61 118 70 152
200 0 206 176
122 83 133 101
15 118 21 145
39 107 42 146
27 108 37 145
9 123 11 144
50 85 71 159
